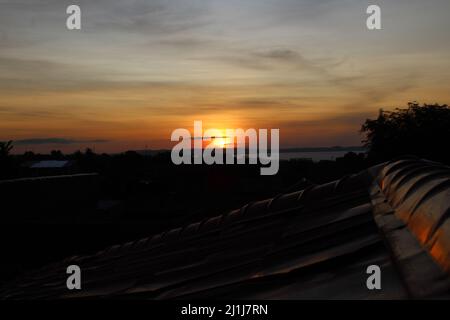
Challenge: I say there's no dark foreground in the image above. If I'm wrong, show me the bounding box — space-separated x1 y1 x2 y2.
1 157 449 299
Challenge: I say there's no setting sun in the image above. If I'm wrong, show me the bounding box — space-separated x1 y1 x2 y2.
211 136 232 148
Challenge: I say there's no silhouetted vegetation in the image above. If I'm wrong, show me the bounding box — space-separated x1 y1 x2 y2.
0 140 14 179
362 102 450 164
0 140 13 157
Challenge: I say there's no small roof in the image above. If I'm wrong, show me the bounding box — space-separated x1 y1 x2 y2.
30 160 69 168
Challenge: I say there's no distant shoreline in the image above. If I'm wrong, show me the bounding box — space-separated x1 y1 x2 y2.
135 146 367 155
278 146 366 153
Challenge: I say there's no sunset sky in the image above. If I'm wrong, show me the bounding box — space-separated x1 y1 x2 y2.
1 0 450 153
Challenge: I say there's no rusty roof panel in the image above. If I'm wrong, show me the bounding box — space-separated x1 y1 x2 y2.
372 158 450 298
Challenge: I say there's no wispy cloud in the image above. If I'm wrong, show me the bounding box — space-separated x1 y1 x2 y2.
14 138 109 145
1 0 450 151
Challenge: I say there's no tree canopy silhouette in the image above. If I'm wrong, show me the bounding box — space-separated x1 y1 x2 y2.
0 140 13 158
361 102 450 164
0 140 14 178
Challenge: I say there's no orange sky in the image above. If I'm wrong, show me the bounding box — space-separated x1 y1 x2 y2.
1 0 450 153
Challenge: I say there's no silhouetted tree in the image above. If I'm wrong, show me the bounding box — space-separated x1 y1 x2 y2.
0 140 13 158
23 151 35 159
50 150 64 160
361 102 450 164
85 148 95 157
0 140 14 179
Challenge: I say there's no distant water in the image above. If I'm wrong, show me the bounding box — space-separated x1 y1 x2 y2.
141 148 366 162
246 150 365 162
279 151 364 162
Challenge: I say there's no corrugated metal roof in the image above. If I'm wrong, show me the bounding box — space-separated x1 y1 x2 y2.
1 157 449 299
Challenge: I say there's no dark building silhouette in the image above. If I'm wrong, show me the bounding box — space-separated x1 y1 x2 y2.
21 160 79 177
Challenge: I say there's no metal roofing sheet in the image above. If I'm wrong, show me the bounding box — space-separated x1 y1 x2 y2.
0 158 449 299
